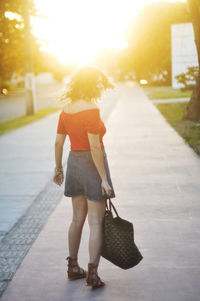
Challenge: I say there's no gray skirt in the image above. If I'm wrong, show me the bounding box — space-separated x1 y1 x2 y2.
64 147 116 202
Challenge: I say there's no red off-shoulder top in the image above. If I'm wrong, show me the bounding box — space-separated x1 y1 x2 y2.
56 108 106 150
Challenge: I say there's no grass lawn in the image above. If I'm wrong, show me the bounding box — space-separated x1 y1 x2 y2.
155 102 200 156
0 107 61 136
143 86 193 100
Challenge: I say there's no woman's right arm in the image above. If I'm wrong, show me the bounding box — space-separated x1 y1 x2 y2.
87 133 112 196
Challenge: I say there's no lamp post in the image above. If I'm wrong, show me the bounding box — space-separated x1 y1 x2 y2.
23 0 37 115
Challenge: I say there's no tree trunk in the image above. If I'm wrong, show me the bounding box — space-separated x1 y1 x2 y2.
183 0 200 121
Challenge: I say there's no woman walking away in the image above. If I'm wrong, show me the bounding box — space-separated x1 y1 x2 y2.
53 66 116 288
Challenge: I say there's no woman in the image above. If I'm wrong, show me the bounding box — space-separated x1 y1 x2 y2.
53 66 116 288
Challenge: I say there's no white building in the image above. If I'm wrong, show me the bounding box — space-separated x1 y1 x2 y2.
35 72 56 84
10 72 57 86
171 22 198 88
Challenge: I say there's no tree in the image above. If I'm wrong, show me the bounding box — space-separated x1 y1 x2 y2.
184 0 200 121
0 0 36 87
0 13 24 84
33 48 74 82
123 1 191 85
0 1 72 89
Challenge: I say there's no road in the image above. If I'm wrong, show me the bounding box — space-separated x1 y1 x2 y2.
0 82 65 122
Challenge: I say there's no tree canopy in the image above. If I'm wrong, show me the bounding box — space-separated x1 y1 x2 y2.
120 1 191 84
184 0 200 120
0 0 71 86
0 0 36 83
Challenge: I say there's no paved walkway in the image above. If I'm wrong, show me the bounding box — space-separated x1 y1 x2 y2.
1 82 200 300
0 109 68 241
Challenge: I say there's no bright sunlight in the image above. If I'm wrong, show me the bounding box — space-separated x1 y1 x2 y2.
33 0 186 66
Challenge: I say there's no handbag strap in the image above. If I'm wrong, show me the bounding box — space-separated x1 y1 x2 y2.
105 197 119 218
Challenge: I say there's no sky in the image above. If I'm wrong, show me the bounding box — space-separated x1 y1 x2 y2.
33 0 186 66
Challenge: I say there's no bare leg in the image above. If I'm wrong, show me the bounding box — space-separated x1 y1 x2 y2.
87 199 106 266
68 195 88 258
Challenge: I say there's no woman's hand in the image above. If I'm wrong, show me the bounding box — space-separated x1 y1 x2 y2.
101 179 112 197
53 170 64 186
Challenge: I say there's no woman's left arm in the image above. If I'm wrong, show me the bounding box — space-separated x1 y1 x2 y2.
53 133 67 186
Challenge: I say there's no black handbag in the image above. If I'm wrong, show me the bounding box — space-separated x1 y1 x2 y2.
101 197 143 269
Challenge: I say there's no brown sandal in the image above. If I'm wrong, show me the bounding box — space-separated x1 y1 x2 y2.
86 263 105 288
66 256 87 280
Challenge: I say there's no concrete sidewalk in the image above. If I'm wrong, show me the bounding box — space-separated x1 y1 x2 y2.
0 110 68 242
1 82 200 300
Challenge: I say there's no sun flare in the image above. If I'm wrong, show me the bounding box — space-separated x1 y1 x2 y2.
32 0 140 65
33 0 186 66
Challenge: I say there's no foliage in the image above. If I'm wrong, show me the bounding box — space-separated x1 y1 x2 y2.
121 1 191 85
33 48 73 82
0 13 24 84
0 0 71 87
183 0 200 121
0 0 36 16
175 66 199 90
0 0 37 86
